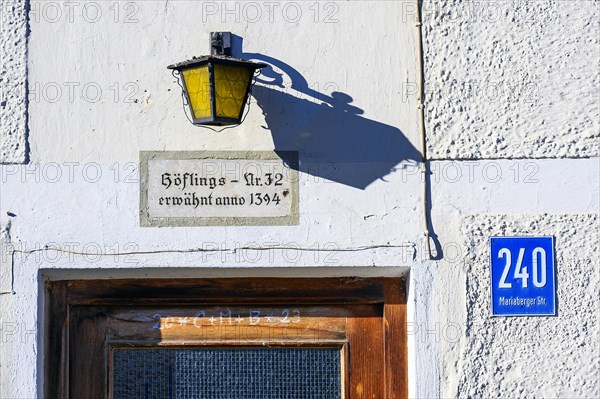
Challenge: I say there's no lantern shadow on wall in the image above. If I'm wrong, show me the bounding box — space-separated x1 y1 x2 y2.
236 51 421 190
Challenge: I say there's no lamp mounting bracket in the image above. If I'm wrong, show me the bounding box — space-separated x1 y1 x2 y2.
210 32 232 56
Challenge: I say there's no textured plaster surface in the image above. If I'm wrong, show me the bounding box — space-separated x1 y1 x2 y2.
0 0 28 163
422 0 600 159
434 214 599 398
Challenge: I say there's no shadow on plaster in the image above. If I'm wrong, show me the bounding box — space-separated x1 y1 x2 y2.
425 161 444 260
232 37 421 190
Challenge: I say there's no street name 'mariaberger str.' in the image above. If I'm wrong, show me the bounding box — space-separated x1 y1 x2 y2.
499 296 548 308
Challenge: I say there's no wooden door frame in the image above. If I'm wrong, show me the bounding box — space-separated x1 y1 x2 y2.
45 277 407 398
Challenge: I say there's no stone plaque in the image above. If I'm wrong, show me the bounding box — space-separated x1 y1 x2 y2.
140 151 299 226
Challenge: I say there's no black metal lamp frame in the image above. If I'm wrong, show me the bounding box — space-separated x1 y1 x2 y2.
168 32 266 127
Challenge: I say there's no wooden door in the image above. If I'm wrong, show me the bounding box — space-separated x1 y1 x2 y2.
46 278 407 398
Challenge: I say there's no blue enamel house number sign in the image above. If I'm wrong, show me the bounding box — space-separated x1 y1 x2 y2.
490 237 556 316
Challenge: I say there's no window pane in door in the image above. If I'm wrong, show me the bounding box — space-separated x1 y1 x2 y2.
112 347 342 399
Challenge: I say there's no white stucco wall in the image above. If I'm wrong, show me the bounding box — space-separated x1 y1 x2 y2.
0 1 599 398
26 1 420 162
429 165 599 398
422 0 600 398
1 1 422 397
457 214 599 398
422 0 600 159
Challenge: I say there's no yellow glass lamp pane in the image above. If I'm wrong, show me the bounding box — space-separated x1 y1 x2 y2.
214 64 252 118
182 66 211 119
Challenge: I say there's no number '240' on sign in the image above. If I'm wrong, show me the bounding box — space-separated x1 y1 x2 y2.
490 237 557 316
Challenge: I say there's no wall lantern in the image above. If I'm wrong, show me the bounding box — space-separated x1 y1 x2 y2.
168 32 267 127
